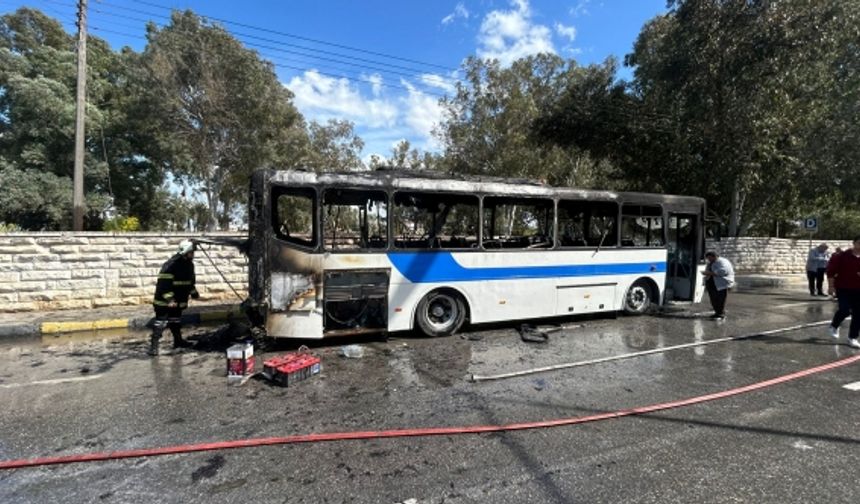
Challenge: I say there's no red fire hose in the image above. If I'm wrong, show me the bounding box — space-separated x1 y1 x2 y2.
2 353 858 471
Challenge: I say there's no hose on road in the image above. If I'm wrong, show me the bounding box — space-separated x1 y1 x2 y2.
1 352 857 471
471 319 841 382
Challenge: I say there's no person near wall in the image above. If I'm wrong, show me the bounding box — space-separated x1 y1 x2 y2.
805 243 830 296
826 237 860 348
702 251 735 320
829 247 843 302
148 240 200 356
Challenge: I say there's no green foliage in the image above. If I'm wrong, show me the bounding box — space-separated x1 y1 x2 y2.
141 11 303 230
436 54 621 189
0 222 22 233
619 0 860 235
102 215 140 232
300 119 365 172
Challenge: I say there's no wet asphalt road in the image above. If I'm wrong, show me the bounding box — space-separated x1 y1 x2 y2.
0 290 858 504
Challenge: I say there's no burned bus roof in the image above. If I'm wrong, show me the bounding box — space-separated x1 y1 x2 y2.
260 168 705 208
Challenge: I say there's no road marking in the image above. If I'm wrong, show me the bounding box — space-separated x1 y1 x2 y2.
41 319 129 334
843 381 860 391
0 374 104 389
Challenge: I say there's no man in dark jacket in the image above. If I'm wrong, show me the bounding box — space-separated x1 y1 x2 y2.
826 236 860 349
149 240 200 356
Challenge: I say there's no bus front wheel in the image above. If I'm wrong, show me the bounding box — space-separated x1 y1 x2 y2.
623 280 653 315
416 290 466 337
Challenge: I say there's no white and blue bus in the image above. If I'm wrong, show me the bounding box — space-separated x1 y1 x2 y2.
245 169 706 339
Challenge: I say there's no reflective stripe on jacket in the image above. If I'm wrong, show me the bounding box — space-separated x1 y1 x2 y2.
152 254 197 305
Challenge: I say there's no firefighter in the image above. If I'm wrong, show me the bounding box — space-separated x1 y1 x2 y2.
149 240 200 356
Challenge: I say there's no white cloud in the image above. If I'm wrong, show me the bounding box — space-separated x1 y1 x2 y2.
400 81 445 150
366 73 384 97
555 22 576 42
286 70 398 128
569 0 591 17
476 0 556 66
285 70 446 156
419 73 457 94
442 2 470 25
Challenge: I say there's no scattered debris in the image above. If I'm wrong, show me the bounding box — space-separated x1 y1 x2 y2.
517 323 560 343
340 344 365 358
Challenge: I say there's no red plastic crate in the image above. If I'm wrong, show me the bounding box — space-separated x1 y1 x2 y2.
262 353 321 387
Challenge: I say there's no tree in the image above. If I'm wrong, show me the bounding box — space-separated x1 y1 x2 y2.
367 140 440 170
436 54 618 188
623 0 860 235
300 119 365 172
0 8 173 230
141 11 303 230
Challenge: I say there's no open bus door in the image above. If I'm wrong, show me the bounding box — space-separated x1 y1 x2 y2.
666 212 706 302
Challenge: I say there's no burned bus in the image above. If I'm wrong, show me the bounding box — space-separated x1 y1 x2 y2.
245 169 707 339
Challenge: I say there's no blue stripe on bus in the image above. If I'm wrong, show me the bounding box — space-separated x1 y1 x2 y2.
387 252 666 283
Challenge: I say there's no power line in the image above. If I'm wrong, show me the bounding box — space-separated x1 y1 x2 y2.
126 0 456 72
87 7 450 83
88 25 448 98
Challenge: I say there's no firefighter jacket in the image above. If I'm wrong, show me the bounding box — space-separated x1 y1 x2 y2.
153 254 198 308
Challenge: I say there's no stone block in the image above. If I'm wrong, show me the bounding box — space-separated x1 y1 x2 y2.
21 270 71 281
20 291 72 302
71 270 107 279
64 254 107 262
68 288 105 300
120 287 151 297
0 263 33 272
3 302 38 312
6 237 36 245
4 281 48 292
51 299 93 310
0 272 20 282
36 237 90 245
93 298 124 308
107 253 131 261
0 292 18 303
15 254 60 263
120 278 142 288
51 279 104 290
49 246 79 254
84 245 120 253
0 246 43 254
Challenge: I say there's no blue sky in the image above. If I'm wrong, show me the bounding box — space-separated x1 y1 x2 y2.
9 0 668 161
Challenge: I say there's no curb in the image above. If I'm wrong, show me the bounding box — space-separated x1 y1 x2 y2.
0 307 244 339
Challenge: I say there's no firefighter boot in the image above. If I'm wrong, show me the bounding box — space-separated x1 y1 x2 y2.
148 320 166 356
148 333 161 356
170 325 191 349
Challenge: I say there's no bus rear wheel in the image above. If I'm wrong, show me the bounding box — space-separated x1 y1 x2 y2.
416 290 466 337
623 280 653 315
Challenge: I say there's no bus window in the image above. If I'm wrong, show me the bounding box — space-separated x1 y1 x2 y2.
273 187 316 247
483 197 553 249
393 192 479 249
323 189 388 251
558 200 618 247
621 205 664 247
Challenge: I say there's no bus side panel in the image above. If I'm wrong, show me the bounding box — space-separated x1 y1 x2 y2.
386 249 667 330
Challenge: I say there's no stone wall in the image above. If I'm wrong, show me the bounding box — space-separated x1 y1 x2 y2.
0 233 850 312
0 233 248 312
706 237 849 274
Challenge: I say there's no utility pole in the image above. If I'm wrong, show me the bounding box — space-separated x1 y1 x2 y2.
73 0 88 231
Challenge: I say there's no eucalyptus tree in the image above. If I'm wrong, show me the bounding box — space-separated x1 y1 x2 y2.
141 10 303 230
436 54 619 189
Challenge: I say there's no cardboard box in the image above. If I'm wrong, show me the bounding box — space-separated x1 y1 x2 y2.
226 343 255 381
